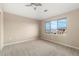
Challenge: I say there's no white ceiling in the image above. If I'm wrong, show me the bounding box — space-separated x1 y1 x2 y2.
2 3 79 20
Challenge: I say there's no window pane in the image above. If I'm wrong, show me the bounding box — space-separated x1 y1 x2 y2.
58 18 67 29
51 21 57 29
51 20 57 33
45 22 50 32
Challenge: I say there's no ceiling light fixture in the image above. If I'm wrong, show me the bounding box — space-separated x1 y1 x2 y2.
44 10 48 12
25 3 42 10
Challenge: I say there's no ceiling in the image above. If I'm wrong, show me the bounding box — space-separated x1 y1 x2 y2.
2 3 79 20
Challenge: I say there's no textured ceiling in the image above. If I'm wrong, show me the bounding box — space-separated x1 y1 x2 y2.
2 3 79 20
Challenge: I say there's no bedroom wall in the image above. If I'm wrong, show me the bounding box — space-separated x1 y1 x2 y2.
0 4 4 50
0 13 1 50
40 9 79 49
4 12 39 45
0 10 4 50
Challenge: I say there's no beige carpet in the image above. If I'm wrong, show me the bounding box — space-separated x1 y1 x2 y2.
1 39 79 56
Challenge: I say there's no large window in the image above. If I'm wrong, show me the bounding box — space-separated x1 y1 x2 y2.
45 18 67 34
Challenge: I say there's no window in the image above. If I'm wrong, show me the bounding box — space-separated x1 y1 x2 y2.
58 19 67 29
51 20 57 34
45 18 67 34
57 18 67 34
45 22 51 32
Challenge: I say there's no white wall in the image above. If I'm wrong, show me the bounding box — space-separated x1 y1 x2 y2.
4 12 39 45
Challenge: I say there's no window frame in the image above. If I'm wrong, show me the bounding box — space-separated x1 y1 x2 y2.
45 17 67 34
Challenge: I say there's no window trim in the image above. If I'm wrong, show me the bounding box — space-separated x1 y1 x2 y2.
45 17 67 34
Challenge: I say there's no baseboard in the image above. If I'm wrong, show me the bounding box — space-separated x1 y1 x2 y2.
41 38 79 50
0 45 3 51
52 41 79 50
4 36 38 47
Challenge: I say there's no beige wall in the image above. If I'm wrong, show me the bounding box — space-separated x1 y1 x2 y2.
0 13 1 50
40 9 79 49
0 9 4 50
4 12 39 45
0 4 3 50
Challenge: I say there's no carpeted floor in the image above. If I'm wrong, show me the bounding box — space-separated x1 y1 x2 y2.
1 39 79 56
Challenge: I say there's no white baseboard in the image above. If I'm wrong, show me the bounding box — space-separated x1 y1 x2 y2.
4 36 38 47
42 38 79 50
52 41 79 50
